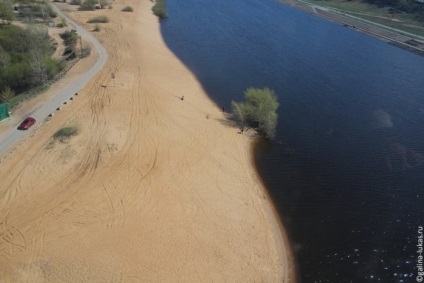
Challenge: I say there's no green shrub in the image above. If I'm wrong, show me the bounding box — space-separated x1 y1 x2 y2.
46 5 57 18
93 24 100 32
53 125 80 141
231 87 279 139
87 15 110 23
152 0 167 19
0 86 15 103
121 5 133 12
80 46 91 58
44 57 60 79
79 0 96 11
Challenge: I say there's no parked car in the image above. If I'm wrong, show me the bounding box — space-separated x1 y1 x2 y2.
18 117 36 130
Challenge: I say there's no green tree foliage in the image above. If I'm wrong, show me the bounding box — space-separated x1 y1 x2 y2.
60 30 78 55
27 25 51 84
0 0 15 24
0 24 63 98
152 0 167 19
231 87 279 139
365 0 424 20
0 45 10 66
60 30 78 46
0 85 14 103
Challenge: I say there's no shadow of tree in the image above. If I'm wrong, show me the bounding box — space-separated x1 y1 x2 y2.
215 114 260 137
215 113 238 129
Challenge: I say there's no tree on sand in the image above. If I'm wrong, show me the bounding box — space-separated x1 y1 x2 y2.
231 87 279 139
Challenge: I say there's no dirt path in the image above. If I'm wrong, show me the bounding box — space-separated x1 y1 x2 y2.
0 0 294 281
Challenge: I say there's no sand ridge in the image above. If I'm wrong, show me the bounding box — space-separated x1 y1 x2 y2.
0 0 294 281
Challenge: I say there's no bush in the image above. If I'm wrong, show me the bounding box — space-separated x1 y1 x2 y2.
53 125 80 141
87 15 110 23
79 0 96 10
80 46 91 58
99 0 109 9
152 0 167 19
60 30 78 47
231 87 279 139
0 86 15 103
121 5 133 12
46 5 57 18
93 24 100 32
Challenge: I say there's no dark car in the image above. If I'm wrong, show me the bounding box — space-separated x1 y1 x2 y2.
18 117 36 130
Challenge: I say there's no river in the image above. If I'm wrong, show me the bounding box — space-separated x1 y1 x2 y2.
160 0 424 282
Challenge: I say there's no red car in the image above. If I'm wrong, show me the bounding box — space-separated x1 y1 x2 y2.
18 117 36 130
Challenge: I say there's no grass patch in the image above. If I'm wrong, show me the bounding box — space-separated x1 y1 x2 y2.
87 15 110 23
53 125 80 142
152 0 167 19
121 5 134 12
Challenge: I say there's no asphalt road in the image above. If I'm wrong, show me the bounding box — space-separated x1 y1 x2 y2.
0 4 107 155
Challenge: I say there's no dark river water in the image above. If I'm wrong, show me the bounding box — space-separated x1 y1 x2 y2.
160 0 424 282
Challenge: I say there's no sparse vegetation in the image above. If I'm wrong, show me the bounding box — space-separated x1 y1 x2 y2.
0 0 15 24
79 0 96 10
152 0 167 19
61 17 68 27
70 0 81 5
93 24 100 32
53 125 80 141
87 15 110 23
121 5 134 12
231 87 279 139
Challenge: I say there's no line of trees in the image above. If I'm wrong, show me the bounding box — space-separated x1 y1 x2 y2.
363 0 424 20
231 87 279 140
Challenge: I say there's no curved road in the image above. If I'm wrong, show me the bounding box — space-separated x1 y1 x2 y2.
0 4 107 154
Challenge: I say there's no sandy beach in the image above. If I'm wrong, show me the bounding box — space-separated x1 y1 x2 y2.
0 0 294 281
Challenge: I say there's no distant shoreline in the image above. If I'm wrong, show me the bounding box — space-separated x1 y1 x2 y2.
277 0 424 56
